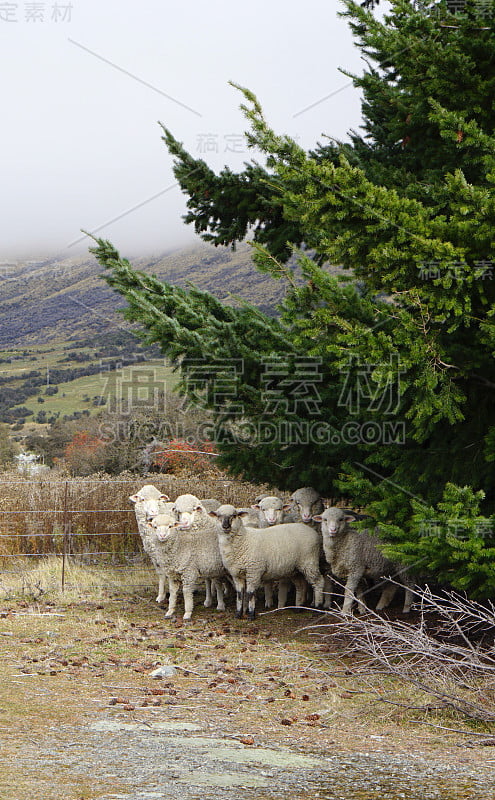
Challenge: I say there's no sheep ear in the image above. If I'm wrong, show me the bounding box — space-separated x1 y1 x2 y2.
208 510 218 519
129 494 139 503
251 504 260 510
238 511 248 519
160 494 170 501
344 514 356 523
312 514 323 522
282 503 292 511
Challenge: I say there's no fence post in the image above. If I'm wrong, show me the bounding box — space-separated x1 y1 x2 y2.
61 481 69 593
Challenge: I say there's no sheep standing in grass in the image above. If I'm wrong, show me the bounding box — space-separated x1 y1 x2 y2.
129 484 172 603
209 504 325 620
171 493 228 614
252 495 306 608
148 506 227 621
313 507 414 615
289 487 336 610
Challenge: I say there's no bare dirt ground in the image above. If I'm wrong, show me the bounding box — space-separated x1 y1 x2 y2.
1 588 495 800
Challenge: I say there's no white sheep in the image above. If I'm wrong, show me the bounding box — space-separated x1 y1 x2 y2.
129 484 172 603
313 507 414 615
209 504 325 620
148 509 227 621
251 495 306 608
289 487 335 610
171 493 229 613
252 495 298 527
289 486 325 524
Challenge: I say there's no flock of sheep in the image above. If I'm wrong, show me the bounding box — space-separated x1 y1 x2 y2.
129 485 414 621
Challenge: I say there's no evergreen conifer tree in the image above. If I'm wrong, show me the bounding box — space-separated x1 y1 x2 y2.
91 0 495 596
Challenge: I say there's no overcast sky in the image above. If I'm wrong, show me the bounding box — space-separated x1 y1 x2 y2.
2 0 389 260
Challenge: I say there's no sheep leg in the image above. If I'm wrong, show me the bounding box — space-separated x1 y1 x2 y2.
264 581 275 609
293 577 307 607
204 578 213 608
343 573 361 614
182 581 196 621
302 568 324 609
244 576 259 620
156 573 168 604
232 577 245 618
402 580 415 613
214 579 226 611
164 576 180 618
277 579 290 609
246 587 257 620
322 574 333 610
355 582 368 614
376 582 397 611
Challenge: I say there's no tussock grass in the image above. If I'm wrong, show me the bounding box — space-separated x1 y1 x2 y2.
0 555 157 603
0 469 273 559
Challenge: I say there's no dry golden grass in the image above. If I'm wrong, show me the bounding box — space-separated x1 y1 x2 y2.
0 469 275 560
0 554 157 602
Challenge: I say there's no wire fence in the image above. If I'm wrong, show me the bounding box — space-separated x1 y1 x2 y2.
0 471 351 593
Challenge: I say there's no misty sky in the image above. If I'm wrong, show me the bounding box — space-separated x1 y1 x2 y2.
2 0 388 259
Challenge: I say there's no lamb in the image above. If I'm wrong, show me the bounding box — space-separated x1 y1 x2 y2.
313 507 414 615
147 508 228 621
251 495 306 608
170 493 229 613
289 487 324 524
129 484 172 603
252 495 298 528
289 487 336 610
209 504 325 620
172 493 215 529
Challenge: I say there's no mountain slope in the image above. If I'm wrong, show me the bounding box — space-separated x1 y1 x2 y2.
0 243 286 348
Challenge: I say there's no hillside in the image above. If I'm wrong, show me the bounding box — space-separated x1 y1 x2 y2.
0 242 291 427
0 243 285 349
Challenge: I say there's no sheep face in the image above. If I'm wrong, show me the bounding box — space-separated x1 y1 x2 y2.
209 504 247 535
172 494 204 530
314 507 355 539
129 488 170 521
253 496 284 526
149 513 178 542
129 484 162 503
290 487 323 523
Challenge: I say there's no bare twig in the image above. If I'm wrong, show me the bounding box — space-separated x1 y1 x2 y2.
302 586 495 724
